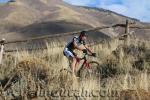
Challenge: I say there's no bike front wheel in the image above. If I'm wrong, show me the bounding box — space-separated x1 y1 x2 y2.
79 61 100 80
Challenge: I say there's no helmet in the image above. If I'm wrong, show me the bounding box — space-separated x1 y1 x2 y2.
80 31 87 36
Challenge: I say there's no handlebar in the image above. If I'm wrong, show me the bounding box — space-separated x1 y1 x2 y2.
77 53 96 60
77 45 96 60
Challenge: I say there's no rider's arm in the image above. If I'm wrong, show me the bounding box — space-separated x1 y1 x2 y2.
73 37 83 51
84 44 93 54
73 40 83 51
82 40 93 54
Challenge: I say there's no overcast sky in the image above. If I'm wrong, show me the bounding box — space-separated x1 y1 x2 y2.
1 0 150 22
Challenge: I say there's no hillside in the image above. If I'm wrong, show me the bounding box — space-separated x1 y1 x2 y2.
0 0 150 41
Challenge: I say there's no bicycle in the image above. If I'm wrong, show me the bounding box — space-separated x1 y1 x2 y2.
77 52 100 79
60 52 100 80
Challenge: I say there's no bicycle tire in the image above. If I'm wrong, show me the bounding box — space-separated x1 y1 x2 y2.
79 61 100 80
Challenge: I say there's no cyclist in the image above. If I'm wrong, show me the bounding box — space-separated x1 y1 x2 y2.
63 31 96 76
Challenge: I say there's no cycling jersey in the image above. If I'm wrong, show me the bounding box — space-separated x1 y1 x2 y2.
63 36 86 58
65 36 85 51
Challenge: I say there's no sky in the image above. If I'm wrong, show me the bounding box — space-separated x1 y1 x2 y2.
0 0 150 22
63 0 150 22
0 0 9 3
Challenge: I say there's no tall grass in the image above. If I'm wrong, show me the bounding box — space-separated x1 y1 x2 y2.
0 38 150 99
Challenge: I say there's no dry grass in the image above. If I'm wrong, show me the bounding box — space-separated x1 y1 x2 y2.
5 6 37 26
57 5 81 21
0 37 150 99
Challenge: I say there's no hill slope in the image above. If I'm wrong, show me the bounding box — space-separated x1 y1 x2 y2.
0 0 150 41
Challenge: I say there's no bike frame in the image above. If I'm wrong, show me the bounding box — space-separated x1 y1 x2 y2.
76 53 92 69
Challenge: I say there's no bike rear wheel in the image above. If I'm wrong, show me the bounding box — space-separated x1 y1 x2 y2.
79 61 100 80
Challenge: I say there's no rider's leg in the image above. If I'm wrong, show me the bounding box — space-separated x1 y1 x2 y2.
70 57 77 74
74 57 80 73
63 48 77 75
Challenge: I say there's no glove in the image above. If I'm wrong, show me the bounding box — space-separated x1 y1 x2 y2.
82 49 88 54
92 53 96 57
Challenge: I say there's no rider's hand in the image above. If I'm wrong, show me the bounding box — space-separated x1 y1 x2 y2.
82 49 88 54
92 53 96 57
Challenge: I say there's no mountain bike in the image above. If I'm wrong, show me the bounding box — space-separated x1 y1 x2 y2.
60 52 100 80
